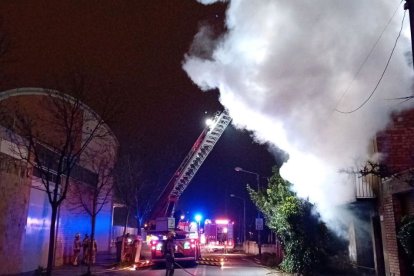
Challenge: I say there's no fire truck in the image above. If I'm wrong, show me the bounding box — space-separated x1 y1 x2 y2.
148 218 201 263
203 219 234 252
146 110 232 263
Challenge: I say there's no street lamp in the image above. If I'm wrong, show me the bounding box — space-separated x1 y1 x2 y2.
234 166 262 258
230 194 246 244
195 214 202 236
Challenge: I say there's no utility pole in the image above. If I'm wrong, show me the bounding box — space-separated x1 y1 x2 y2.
256 173 262 258
234 167 263 258
405 0 414 70
230 194 246 244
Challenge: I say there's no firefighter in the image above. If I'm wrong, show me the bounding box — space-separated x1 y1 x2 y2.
163 231 175 276
82 234 90 264
72 233 82 266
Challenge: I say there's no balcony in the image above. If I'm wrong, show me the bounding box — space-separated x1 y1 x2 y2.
354 172 378 199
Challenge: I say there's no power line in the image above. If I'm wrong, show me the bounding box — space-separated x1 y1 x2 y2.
335 5 406 114
335 0 404 111
385 94 414 104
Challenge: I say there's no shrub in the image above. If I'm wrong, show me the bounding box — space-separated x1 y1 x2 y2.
249 166 346 275
397 215 414 267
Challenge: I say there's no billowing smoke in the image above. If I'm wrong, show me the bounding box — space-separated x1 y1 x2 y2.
184 0 414 220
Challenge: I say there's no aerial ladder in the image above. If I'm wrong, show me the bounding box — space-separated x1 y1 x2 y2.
149 110 232 222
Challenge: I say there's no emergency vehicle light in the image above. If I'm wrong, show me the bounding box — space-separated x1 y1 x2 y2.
215 219 229 225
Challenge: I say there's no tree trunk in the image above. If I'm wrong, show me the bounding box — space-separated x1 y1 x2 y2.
87 194 98 275
120 208 130 262
46 204 58 276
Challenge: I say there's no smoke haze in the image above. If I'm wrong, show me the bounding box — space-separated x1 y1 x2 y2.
184 0 414 220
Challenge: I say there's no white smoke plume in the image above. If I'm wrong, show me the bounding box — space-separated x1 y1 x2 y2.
184 0 414 220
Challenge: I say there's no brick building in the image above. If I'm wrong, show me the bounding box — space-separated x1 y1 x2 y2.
348 108 414 276
0 88 118 274
376 108 414 276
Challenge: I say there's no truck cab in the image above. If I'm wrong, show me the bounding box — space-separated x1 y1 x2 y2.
147 218 201 263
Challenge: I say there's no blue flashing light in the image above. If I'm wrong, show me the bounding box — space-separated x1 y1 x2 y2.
195 214 202 222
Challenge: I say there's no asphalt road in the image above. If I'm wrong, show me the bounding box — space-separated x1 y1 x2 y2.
52 253 279 276
115 254 275 276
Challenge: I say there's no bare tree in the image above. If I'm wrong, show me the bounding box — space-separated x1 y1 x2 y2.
70 144 116 275
114 142 181 232
2 78 119 275
113 146 151 262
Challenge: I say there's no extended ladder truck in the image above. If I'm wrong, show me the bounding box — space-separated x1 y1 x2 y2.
146 110 232 264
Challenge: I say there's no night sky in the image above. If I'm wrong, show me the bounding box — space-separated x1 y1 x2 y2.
0 1 277 230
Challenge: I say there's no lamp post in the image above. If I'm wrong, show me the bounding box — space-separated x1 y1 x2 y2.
234 166 262 258
230 194 246 244
195 214 202 237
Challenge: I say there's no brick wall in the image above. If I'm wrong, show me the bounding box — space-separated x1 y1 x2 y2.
381 194 400 276
376 108 414 276
376 109 414 175
380 178 414 276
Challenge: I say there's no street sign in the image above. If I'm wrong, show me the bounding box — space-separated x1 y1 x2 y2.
255 218 263 230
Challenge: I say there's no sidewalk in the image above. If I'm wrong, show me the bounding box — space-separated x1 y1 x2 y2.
50 252 121 276
50 250 153 276
53 252 116 276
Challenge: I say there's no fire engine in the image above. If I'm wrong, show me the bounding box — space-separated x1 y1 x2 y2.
146 110 232 263
203 219 234 252
148 218 201 263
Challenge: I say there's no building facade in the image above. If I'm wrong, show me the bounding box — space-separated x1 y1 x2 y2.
348 108 414 276
0 88 118 274
376 108 414 276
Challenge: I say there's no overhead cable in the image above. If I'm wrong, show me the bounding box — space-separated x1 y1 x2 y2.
335 3 406 114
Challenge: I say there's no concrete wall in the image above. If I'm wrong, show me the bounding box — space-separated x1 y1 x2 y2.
243 240 283 257
0 90 118 274
0 153 30 275
21 185 52 272
55 182 113 266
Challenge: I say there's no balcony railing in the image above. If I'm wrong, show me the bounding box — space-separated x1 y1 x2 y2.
354 172 378 199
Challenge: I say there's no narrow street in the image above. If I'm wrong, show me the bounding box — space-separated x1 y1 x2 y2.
131 253 275 276
51 252 278 276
